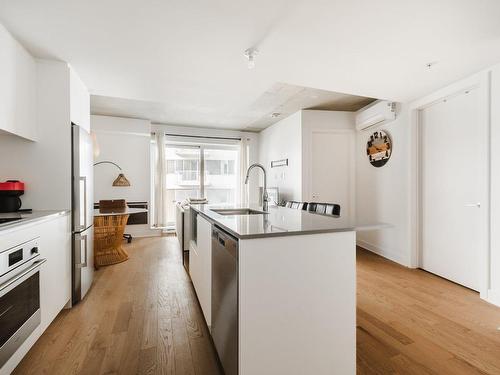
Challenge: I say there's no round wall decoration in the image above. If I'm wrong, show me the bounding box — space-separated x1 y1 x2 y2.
366 130 392 167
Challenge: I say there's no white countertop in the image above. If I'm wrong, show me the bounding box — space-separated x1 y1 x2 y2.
0 210 70 232
190 204 388 239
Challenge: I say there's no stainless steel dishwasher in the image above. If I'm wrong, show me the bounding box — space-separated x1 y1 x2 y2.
211 226 238 375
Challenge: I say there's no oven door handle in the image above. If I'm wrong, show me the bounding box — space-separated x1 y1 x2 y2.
0 258 47 296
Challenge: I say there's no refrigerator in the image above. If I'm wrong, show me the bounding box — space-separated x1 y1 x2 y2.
71 123 94 305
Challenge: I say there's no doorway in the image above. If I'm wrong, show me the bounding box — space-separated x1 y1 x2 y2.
418 87 488 291
309 129 355 220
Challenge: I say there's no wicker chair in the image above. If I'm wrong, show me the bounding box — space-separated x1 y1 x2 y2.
94 200 130 268
94 214 130 268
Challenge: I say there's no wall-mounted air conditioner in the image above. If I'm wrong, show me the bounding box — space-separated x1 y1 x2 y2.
355 100 397 131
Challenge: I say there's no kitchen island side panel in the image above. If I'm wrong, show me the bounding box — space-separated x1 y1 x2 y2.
238 231 356 375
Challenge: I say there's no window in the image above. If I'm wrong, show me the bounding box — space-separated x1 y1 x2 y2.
165 146 201 224
204 147 238 205
164 143 239 227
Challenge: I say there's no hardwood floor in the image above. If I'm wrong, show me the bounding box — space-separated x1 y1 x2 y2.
12 238 500 374
13 236 221 375
357 248 500 375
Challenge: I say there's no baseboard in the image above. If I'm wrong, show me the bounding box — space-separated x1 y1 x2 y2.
125 226 161 238
131 231 161 238
356 239 410 267
485 289 500 307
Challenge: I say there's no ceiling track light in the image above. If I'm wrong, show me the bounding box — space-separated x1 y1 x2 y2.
244 48 258 69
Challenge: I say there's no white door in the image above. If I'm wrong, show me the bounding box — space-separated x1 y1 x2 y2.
310 130 354 219
420 88 486 291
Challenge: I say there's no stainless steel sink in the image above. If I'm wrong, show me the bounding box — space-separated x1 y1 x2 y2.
211 208 267 216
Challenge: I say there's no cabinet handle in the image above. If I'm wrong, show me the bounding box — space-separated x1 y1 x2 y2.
0 259 46 295
0 305 14 318
464 202 481 208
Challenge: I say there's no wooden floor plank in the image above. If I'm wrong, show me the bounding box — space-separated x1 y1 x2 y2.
157 316 175 375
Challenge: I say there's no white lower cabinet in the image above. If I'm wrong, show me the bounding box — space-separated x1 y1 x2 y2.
38 214 72 330
0 213 71 375
189 215 212 327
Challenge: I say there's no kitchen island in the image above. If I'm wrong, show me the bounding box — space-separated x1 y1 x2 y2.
188 204 385 375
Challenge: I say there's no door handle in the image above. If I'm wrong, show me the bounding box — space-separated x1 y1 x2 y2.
464 203 481 208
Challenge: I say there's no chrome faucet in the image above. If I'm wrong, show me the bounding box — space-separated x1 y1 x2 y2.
245 163 269 211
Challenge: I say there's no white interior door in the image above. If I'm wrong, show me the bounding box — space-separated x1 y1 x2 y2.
310 130 354 219
420 88 486 291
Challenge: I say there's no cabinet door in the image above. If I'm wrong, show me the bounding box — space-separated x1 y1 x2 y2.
0 25 37 140
196 216 212 326
70 68 90 132
189 240 201 293
38 214 72 331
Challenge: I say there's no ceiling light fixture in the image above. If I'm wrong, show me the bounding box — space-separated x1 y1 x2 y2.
270 112 281 118
426 61 438 69
244 48 258 69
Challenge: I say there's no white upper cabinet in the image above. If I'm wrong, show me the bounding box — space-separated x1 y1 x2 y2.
0 24 37 141
70 67 90 132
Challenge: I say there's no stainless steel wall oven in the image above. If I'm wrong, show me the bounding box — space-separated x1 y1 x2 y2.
0 238 45 367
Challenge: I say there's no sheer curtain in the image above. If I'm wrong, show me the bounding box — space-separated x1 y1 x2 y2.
152 132 168 228
239 137 249 205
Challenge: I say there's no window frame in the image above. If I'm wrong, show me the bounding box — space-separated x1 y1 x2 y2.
165 141 239 201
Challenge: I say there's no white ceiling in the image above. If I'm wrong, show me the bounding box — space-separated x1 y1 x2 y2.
1 0 500 130
91 83 375 131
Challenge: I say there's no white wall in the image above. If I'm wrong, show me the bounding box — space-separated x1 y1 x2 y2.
301 110 355 131
259 110 356 203
0 60 72 210
355 105 411 266
92 115 151 202
259 112 303 201
70 68 90 132
0 23 37 141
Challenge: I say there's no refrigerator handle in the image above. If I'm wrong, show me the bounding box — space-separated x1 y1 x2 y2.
82 234 88 268
76 233 88 268
79 176 87 231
